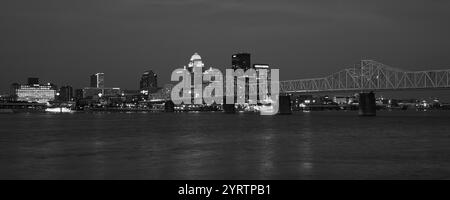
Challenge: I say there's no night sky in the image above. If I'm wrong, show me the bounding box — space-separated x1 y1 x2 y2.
1 0 450 95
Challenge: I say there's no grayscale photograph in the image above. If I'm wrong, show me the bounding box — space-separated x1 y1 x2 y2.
1 0 450 182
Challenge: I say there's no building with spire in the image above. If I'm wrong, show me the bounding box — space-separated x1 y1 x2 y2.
187 52 205 72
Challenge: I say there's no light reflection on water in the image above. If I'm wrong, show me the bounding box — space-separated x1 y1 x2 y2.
1 111 450 179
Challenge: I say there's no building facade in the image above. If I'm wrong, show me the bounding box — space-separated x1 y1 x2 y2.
188 53 205 71
82 87 121 99
58 85 74 101
139 70 158 94
232 53 251 70
90 73 105 88
15 84 56 103
148 84 173 101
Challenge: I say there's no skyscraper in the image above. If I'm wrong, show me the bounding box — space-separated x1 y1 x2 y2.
139 70 158 93
58 85 74 101
84 73 120 99
232 53 251 70
90 73 104 88
183 53 207 104
253 64 271 102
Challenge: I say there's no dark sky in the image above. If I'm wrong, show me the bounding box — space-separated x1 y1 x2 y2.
1 0 450 93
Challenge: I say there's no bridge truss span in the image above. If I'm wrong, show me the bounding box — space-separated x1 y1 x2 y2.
280 60 450 93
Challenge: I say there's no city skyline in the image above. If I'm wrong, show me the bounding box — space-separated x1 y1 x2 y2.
5 56 450 102
2 0 450 93
2 0 450 182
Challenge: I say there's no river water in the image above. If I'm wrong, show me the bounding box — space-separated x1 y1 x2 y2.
1 111 450 179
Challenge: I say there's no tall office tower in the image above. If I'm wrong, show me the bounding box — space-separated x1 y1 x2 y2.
185 53 206 104
232 53 251 70
253 64 271 102
90 73 105 88
27 77 39 85
59 85 74 101
139 70 158 93
230 53 252 104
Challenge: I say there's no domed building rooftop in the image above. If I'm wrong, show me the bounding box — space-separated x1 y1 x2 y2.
190 53 202 61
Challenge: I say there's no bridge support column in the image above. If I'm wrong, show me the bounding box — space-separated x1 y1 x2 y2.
278 95 292 115
358 92 376 116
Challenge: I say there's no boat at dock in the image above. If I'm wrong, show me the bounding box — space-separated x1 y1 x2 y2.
45 107 74 113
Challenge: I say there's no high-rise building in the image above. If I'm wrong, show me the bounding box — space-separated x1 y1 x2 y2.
254 64 271 83
253 64 271 102
84 72 120 99
90 73 105 88
232 53 251 70
230 53 252 104
27 77 39 85
139 70 158 93
58 85 74 101
185 53 207 104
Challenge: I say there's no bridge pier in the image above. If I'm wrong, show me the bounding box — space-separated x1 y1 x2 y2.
358 92 376 116
278 95 292 115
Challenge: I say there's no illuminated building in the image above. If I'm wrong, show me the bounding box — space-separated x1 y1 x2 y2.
140 70 158 94
188 52 205 71
254 64 269 70
84 73 120 99
185 53 207 104
15 83 56 103
82 87 121 99
253 64 271 103
333 96 357 105
232 53 251 70
90 73 105 88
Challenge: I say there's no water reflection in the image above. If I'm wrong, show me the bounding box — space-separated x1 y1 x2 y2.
1 111 450 179
258 130 275 179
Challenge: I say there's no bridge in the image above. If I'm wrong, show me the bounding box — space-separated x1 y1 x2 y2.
280 60 450 93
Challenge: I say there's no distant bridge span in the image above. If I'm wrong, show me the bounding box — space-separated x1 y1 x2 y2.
280 60 450 93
